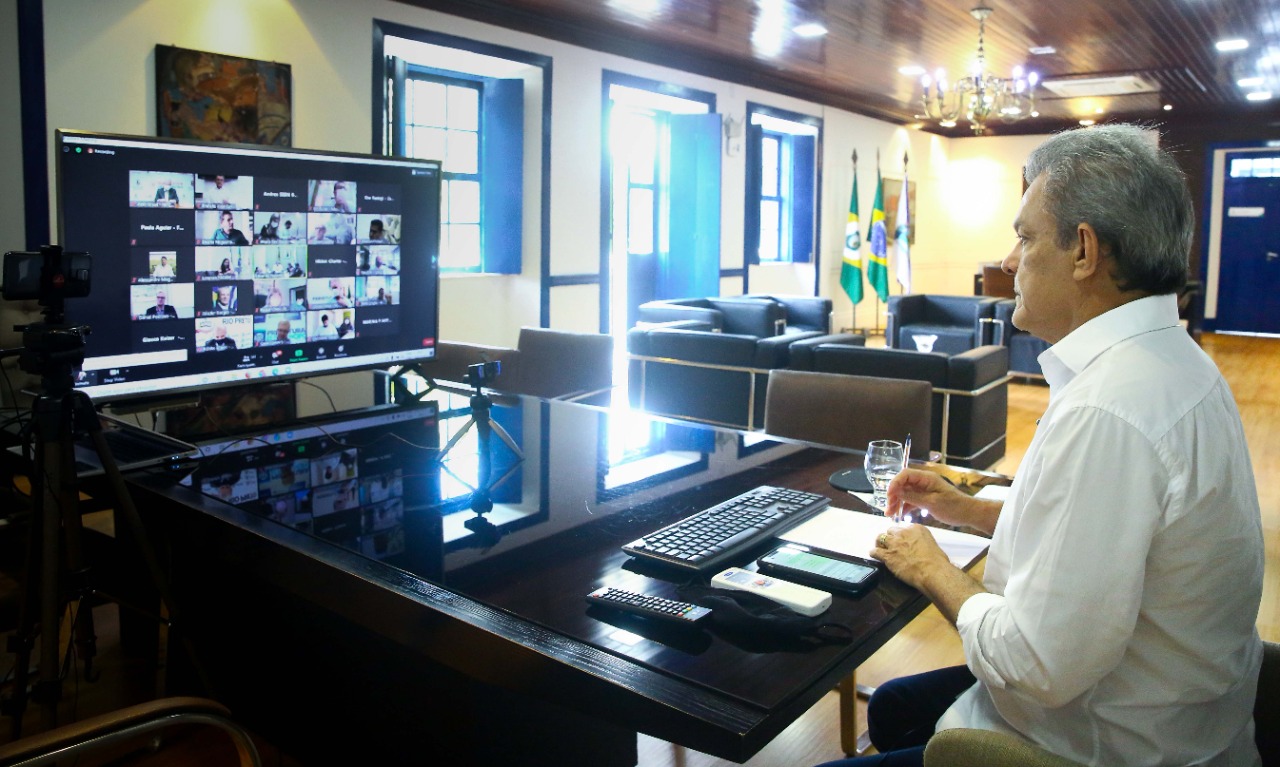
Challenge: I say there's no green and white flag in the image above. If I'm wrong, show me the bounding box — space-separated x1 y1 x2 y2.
839 169 864 304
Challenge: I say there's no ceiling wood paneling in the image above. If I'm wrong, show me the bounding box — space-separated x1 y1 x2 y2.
400 0 1280 136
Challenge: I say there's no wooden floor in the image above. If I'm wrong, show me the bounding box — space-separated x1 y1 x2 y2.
1 333 1276 766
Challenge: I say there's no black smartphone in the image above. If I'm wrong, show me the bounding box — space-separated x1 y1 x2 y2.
757 544 879 595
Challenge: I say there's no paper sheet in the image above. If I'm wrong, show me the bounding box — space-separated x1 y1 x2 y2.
780 506 989 569
974 484 1012 502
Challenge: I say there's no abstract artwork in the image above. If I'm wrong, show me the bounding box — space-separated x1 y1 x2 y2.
155 45 292 146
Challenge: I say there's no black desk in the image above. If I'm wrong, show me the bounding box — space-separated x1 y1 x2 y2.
126 393 998 765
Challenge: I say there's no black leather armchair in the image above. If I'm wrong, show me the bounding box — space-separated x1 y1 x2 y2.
797 343 1010 468
739 294 833 334
994 299 1051 378
887 294 1002 355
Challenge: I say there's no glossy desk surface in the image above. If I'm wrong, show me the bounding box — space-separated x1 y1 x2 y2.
132 390 1004 760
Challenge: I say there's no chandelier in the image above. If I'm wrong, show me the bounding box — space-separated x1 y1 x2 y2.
920 5 1038 135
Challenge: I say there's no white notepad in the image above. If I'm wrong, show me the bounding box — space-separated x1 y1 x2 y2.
780 506 989 570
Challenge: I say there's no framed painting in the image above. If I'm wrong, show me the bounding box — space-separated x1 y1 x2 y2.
155 45 292 146
883 177 917 244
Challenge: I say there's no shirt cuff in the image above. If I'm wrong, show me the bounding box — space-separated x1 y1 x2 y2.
956 591 1004 639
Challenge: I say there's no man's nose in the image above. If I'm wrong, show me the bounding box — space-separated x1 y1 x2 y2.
1001 243 1019 275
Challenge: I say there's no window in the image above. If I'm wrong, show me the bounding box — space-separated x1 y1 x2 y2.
744 105 820 267
406 75 482 270
380 31 532 276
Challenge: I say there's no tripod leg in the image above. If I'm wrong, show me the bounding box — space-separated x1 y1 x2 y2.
4 457 44 739
77 394 213 697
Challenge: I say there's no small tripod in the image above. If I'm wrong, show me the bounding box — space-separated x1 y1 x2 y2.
1 262 184 738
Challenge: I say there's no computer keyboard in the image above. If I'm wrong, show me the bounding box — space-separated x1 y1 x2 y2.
622 485 830 574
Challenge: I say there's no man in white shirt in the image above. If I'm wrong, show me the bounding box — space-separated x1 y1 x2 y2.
821 125 1265 767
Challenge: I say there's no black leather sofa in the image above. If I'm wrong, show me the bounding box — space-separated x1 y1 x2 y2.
627 297 861 429
794 343 1010 468
887 294 1002 355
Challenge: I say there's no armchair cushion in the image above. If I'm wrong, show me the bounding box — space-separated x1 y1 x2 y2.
924 729 1083 767
888 294 1001 356
788 332 866 370
637 296 787 338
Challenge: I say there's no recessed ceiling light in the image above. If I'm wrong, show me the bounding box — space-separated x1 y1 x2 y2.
793 23 828 38
1095 107 1104 114
899 65 926 76
1216 39 1249 52
1079 119 1096 126
1246 91 1273 101
1163 104 1173 111
1238 76 1265 88
1029 45 1056 55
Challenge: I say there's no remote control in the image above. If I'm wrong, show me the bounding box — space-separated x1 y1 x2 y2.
710 567 832 617
586 587 712 625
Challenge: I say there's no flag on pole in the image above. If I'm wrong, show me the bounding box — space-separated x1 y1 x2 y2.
866 165 890 303
894 163 913 295
839 161 864 304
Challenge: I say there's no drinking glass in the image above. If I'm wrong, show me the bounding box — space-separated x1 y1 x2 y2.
864 439 906 515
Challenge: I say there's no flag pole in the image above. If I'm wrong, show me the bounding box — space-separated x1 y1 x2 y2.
873 148 882 337
851 149 859 334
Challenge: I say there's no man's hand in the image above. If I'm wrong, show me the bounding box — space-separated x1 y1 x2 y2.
888 469 1002 535
870 523 951 590
872 523 987 626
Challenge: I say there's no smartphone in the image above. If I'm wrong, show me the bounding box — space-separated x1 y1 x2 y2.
757 544 879 595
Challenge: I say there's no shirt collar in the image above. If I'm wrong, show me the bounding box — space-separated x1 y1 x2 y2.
1038 293 1181 390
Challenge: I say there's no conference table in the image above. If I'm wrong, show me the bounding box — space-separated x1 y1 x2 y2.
125 386 1003 765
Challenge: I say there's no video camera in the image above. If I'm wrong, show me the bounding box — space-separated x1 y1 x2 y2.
464 360 501 388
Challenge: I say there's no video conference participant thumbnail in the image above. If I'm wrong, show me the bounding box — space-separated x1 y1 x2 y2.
356 245 399 275
254 278 306 313
194 246 252 279
355 276 398 306
252 177 308 215
131 283 194 320
353 303 398 338
197 210 251 246
251 244 306 278
307 310 341 341
354 181 403 215
308 179 356 213
306 277 354 310
196 282 253 317
196 174 254 210
307 211 355 245
356 214 400 245
253 212 306 244
130 247 190 283
130 208 197 248
195 315 253 352
201 469 259 506
254 312 306 346
258 458 309 498
130 170 195 209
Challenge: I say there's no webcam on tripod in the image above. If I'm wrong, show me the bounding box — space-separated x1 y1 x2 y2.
464 360 500 388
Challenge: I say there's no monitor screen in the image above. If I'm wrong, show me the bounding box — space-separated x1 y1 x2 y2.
56 130 441 403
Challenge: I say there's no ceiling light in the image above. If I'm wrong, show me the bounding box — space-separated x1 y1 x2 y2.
793 23 828 38
1163 104 1173 111
1079 119 1096 126
1216 39 1249 52
1029 45 1056 55
919 5 1038 135
899 65 926 76
1246 91 1274 101
1238 76 1265 87
1095 107 1104 114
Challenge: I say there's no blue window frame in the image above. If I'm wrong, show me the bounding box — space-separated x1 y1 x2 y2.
743 104 820 272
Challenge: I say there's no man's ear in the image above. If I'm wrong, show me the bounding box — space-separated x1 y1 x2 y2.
1073 223 1103 281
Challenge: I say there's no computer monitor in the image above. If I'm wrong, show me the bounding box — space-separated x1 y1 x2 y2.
55 130 441 403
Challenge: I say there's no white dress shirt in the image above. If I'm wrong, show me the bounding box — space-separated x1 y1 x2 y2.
937 293 1264 767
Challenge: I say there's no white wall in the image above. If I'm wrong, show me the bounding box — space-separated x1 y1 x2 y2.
10 0 1048 410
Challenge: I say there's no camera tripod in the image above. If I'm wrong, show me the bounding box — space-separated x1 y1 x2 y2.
1 315 187 738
